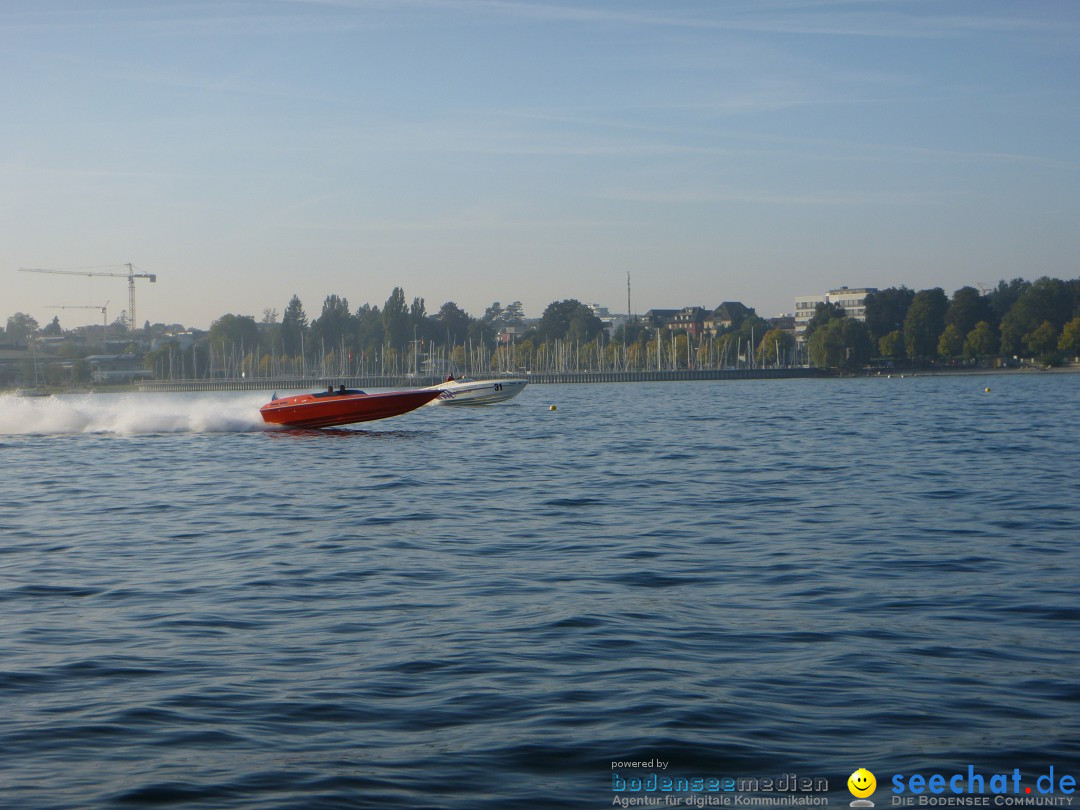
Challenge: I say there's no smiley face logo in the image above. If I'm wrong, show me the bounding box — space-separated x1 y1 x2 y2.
848 768 877 798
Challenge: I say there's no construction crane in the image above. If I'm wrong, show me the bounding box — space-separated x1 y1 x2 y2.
19 263 156 333
46 301 110 346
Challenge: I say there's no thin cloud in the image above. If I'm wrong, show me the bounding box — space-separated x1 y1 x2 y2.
291 0 1079 39
592 186 947 207
5 1 1071 41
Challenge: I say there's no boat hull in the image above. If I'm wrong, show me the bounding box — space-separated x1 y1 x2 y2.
259 389 440 429
427 378 528 405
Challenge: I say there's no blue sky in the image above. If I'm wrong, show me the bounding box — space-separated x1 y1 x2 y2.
3 1 1079 329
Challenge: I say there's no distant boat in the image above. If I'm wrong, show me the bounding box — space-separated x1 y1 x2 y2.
426 376 528 405
14 388 51 398
259 386 439 429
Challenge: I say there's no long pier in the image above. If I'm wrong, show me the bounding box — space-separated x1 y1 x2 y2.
138 367 823 392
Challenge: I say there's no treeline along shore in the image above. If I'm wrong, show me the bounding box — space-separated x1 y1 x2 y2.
4 275 1079 389
139 367 825 392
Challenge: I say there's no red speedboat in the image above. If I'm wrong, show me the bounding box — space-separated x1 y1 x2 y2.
259 386 440 429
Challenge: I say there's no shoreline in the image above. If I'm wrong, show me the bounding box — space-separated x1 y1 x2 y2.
870 364 1080 377
4 364 1077 396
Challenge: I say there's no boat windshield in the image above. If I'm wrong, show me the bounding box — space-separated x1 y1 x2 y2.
312 388 365 397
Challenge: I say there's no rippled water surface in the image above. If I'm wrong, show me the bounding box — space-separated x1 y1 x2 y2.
2 375 1078 808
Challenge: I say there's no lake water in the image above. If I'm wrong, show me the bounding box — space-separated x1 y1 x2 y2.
2 375 1078 809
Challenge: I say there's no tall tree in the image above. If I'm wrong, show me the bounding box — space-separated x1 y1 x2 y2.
280 295 308 356
467 318 496 349
535 299 603 342
354 303 383 352
863 287 915 344
434 302 472 345
382 287 410 348
945 286 990 337
903 288 949 362
482 300 524 331
878 330 904 360
998 277 1073 355
733 313 771 348
614 318 649 345
567 306 606 343
410 297 426 326
5 313 39 345
482 301 504 326
1023 321 1057 355
1058 317 1080 355
311 295 353 350
963 321 998 360
808 317 871 371
208 314 260 355
756 327 795 365
987 278 1030 323
937 324 964 359
1010 277 1074 331
503 301 525 327
803 301 845 341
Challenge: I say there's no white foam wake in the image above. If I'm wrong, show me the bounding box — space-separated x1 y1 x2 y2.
0 392 270 435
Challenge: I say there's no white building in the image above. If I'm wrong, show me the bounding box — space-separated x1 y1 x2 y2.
793 287 877 341
586 303 628 336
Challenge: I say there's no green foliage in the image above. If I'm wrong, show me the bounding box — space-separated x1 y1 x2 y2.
803 301 845 341
5 313 39 345
143 339 184 377
963 321 998 360
435 302 471 345
1023 320 1057 355
987 278 1030 322
502 301 525 327
1015 277 1074 330
945 286 990 336
903 288 948 362
807 320 840 369
19 270 1080 384
534 299 604 342
1000 278 1076 355
732 314 771 348
863 287 914 344
311 295 353 349
354 303 383 349
382 287 410 347
409 297 426 328
937 324 964 359
280 295 307 356
808 317 871 371
878 330 904 360
613 318 649 345
567 308 605 343
756 328 795 365
467 317 495 348
998 311 1025 355
1058 317 1080 355
207 314 260 354
480 300 525 330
